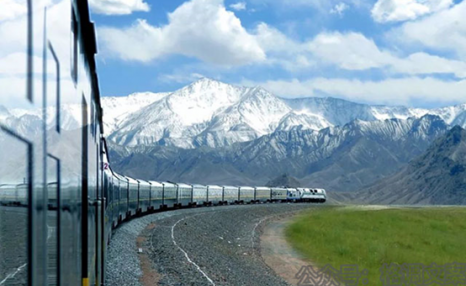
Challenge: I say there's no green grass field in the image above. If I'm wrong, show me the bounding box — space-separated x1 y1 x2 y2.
285 206 466 285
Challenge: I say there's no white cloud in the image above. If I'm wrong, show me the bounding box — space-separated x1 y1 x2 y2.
391 53 466 78
371 0 453 23
330 2 349 16
97 0 466 79
99 0 265 66
393 1 466 58
308 32 394 70
305 32 466 78
0 0 27 22
241 77 466 105
230 1 246 11
89 0 150 15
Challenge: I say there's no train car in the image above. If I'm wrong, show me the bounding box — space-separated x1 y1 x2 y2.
192 184 208 206
110 174 119 227
255 187 271 203
137 179 151 213
176 183 192 207
239 186 255 203
126 177 138 216
207 185 223 205
0 183 30 207
114 173 129 221
287 188 301 202
162 182 178 209
0 184 17 206
103 169 114 236
223 186 239 204
149 181 164 210
271 187 288 202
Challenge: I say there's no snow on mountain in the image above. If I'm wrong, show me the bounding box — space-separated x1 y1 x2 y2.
101 91 170 134
283 97 429 126
107 78 466 149
109 78 250 148
429 104 466 126
3 78 465 150
192 87 292 147
277 112 331 131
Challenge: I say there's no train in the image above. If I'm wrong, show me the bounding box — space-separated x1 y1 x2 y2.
0 0 325 286
101 168 326 229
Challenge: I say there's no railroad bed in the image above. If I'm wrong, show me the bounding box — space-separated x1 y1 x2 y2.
106 203 323 286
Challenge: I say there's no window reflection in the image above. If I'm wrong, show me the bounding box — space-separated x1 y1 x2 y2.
47 155 59 286
0 128 30 286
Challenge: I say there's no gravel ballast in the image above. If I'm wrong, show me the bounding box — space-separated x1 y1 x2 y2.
106 203 321 286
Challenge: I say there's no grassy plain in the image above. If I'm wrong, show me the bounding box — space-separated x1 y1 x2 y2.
285 206 466 285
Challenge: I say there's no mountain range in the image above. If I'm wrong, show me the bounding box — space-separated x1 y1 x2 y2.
2 78 466 203
107 114 450 192
102 78 466 149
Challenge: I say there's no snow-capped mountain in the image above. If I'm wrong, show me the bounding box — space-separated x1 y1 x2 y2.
106 78 466 149
2 78 466 149
108 114 449 190
101 91 170 134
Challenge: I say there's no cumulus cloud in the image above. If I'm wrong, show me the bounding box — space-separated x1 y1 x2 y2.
305 31 466 78
241 77 466 105
230 1 246 11
308 32 394 70
371 0 453 23
392 1 466 58
99 0 265 66
89 0 150 15
330 2 349 16
98 0 466 79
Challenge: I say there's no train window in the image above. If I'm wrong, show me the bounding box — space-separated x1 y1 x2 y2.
0 128 31 285
47 42 61 133
71 8 78 84
46 155 60 286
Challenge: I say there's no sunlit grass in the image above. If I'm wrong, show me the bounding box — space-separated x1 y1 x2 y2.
285 206 466 285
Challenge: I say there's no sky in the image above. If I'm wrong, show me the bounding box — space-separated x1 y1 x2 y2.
86 0 466 107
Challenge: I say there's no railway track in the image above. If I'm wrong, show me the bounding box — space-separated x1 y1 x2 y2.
106 203 324 286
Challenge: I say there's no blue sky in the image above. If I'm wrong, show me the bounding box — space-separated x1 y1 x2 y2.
91 0 466 108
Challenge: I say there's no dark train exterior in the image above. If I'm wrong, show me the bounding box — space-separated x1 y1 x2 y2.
0 1 326 286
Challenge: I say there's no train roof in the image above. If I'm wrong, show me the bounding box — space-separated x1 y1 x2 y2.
137 179 151 186
240 186 254 190
192 184 207 188
271 187 287 190
125 176 138 184
255 186 271 190
176 183 191 188
0 184 17 188
113 173 127 181
207 185 222 189
148 181 163 187
223 185 238 189
162 182 176 187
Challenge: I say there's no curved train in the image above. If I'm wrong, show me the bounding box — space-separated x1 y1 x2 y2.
0 0 325 285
